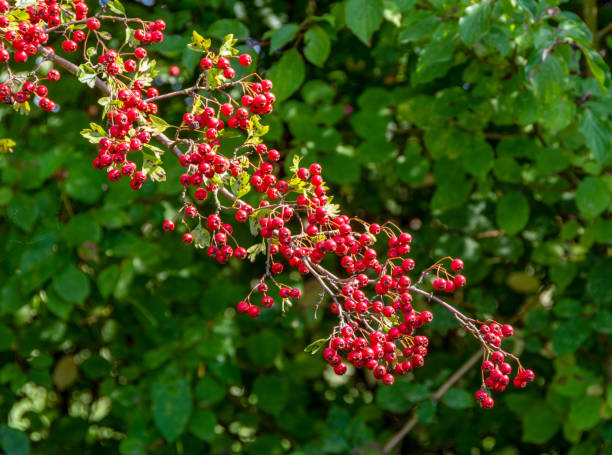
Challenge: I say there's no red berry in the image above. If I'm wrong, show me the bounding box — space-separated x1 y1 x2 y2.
451 258 464 272
162 220 175 231
238 53 252 66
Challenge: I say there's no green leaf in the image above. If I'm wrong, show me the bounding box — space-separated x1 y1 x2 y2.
188 409 216 441
417 400 436 424
252 375 288 415
0 426 30 455
579 108 611 164
587 258 612 303
0 324 16 351
496 192 530 235
142 152 166 182
76 63 98 88
248 331 282 367
97 265 120 299
532 55 565 104
345 0 384 46
81 355 110 379
553 318 591 355
441 388 473 409
521 404 561 444
107 0 126 16
303 26 331 67
151 380 192 443
267 49 305 102
209 19 249 40
80 122 106 144
462 139 494 177
194 377 225 406
191 226 211 249
569 396 602 431
62 213 101 247
270 24 300 51
581 47 609 92
188 30 211 52
52 265 90 304
148 115 171 134
575 176 610 218
304 338 329 355
459 1 491 46
383 0 402 26
7 194 39 231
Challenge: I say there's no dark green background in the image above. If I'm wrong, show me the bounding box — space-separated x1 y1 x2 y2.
0 0 611 453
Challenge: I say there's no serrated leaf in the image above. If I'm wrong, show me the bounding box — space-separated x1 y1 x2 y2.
142 152 166 182
80 123 106 144
230 172 251 198
189 30 211 52
76 63 98 88
148 115 171 134
219 34 238 56
459 1 491 46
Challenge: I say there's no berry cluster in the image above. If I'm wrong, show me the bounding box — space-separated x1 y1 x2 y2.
476 345 535 408
1 0 533 406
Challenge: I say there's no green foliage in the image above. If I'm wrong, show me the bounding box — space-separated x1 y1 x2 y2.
0 0 612 454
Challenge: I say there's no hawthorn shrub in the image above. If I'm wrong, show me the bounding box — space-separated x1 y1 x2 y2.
0 0 611 455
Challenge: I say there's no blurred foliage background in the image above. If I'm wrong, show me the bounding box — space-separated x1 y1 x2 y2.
1 0 612 453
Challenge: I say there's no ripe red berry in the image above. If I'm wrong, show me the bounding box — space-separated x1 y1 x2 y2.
454 274 466 287
183 233 193 244
47 69 61 81
87 17 101 30
502 324 514 337
451 258 464 272
238 53 252 66
162 220 175 231
62 40 77 52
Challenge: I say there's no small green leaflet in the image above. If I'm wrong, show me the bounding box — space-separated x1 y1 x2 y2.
0 138 16 153
206 68 223 89
142 152 166 182
230 172 251 198
304 337 329 354
219 34 238 56
191 225 211 249
247 115 270 142
325 202 341 218
81 123 106 144
247 242 265 262
188 30 212 52
76 63 98 88
98 97 122 119
290 154 302 173
148 115 171 133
